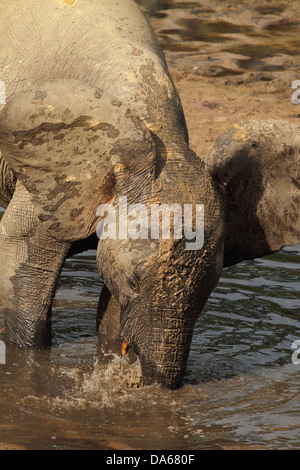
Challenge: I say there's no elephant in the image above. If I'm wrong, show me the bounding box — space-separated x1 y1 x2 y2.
0 0 299 389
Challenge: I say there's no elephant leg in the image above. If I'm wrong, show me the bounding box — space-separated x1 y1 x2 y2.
0 181 71 348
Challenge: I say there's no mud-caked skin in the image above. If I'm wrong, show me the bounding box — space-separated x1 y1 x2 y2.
0 0 299 388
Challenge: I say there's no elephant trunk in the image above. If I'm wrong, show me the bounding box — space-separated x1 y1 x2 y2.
122 309 196 389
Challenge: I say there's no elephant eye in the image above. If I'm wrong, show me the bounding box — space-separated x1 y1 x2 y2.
126 275 139 292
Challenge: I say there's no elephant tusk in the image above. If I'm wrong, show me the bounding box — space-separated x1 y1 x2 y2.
122 340 129 357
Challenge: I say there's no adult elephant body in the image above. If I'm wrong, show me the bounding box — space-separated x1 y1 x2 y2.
1 0 186 141
0 0 299 388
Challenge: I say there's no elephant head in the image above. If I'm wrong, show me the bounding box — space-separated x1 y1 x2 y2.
0 80 299 388
95 150 225 387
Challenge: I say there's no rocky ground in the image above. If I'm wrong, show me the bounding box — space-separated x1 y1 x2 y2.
138 0 300 157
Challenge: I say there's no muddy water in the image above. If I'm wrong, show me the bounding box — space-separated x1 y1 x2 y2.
1 245 299 450
138 0 300 75
1 0 300 451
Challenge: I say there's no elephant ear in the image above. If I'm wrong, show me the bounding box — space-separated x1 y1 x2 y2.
0 79 156 241
206 120 300 267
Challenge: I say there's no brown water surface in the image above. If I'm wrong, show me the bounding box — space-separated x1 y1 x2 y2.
0 245 299 450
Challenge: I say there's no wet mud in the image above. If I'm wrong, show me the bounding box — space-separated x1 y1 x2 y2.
137 0 300 155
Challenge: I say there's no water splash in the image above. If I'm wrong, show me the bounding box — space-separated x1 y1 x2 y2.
20 352 143 412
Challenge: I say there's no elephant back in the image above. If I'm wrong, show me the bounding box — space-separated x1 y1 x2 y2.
0 0 187 144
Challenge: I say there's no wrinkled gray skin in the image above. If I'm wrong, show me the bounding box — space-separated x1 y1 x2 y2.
0 0 299 388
